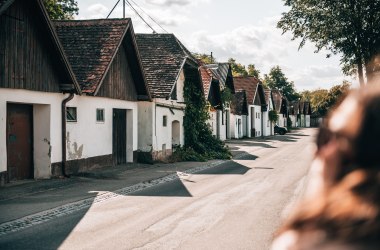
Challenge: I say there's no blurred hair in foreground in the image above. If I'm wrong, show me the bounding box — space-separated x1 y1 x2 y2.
271 84 380 250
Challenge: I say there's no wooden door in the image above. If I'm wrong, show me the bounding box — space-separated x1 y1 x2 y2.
7 103 34 180
112 109 127 165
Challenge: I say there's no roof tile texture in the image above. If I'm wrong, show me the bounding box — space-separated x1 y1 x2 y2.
135 33 194 98
233 76 259 104
54 19 130 94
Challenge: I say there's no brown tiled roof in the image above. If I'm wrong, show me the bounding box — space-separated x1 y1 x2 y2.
199 65 213 96
135 33 198 98
233 76 259 104
231 91 248 115
54 19 133 94
271 89 283 113
289 101 300 115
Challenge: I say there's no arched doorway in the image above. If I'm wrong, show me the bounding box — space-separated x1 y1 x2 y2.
172 120 180 149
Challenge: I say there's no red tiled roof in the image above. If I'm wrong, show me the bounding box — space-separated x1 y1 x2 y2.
271 89 283 113
54 19 131 94
199 66 213 96
233 76 259 104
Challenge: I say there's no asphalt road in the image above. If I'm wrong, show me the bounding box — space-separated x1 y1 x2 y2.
0 129 316 250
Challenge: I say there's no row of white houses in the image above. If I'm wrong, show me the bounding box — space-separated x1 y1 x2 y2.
0 0 310 184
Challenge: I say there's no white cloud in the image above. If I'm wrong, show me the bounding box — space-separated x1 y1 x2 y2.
145 0 210 7
81 4 109 19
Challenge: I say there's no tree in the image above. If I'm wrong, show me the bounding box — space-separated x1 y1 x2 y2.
247 64 261 79
277 0 380 85
193 53 216 64
305 81 351 117
43 0 79 20
263 66 299 101
228 58 248 77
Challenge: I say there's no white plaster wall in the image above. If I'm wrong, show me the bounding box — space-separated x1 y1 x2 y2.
138 99 185 154
248 105 262 137
0 88 64 176
306 115 311 127
218 110 227 141
263 111 273 136
137 101 154 152
154 104 184 151
66 95 138 163
230 113 237 139
176 70 185 103
289 115 297 128
207 110 217 137
242 115 248 137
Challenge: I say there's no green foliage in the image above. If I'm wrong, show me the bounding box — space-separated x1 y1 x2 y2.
268 110 279 123
43 0 78 20
220 87 233 107
277 0 380 84
228 58 248 77
306 81 351 117
193 53 217 64
169 147 207 162
247 64 261 79
264 66 300 101
183 79 231 161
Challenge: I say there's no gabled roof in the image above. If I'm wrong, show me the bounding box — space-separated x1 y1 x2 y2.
135 33 198 98
289 101 300 115
231 91 248 115
54 19 150 99
1 0 81 94
205 63 235 93
300 101 311 115
199 65 213 96
272 89 288 114
233 76 260 104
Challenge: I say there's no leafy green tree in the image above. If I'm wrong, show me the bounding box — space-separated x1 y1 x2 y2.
277 0 380 85
306 81 351 117
43 0 79 20
247 64 261 79
193 53 216 64
228 58 248 77
263 66 299 101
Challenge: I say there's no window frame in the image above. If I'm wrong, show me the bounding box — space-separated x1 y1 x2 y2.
96 108 105 123
163 115 167 127
66 107 77 122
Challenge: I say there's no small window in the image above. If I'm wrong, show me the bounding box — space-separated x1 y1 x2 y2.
222 111 224 125
163 115 167 127
96 109 105 122
66 107 77 122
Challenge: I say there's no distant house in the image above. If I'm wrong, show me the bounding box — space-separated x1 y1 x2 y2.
299 101 311 127
55 19 150 174
288 101 300 127
234 77 267 137
200 63 235 140
199 65 222 138
135 33 202 162
263 88 275 136
271 89 288 127
230 91 248 138
0 0 81 184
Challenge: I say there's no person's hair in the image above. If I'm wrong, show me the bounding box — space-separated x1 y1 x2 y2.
277 85 380 248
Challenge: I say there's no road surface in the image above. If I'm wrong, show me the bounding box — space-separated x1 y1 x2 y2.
0 129 316 250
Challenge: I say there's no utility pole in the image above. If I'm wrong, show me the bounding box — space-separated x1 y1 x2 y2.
123 0 125 18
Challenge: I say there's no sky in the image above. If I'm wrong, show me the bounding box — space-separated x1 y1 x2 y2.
76 0 357 91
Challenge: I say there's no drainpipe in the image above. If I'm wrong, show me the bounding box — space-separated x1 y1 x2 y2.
61 93 74 177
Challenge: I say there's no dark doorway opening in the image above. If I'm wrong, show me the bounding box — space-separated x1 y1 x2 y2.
7 103 34 180
112 109 127 165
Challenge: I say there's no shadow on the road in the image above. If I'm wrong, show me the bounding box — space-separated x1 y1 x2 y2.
0 197 95 250
195 161 251 175
228 140 277 149
128 178 193 197
236 154 258 160
254 167 274 170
